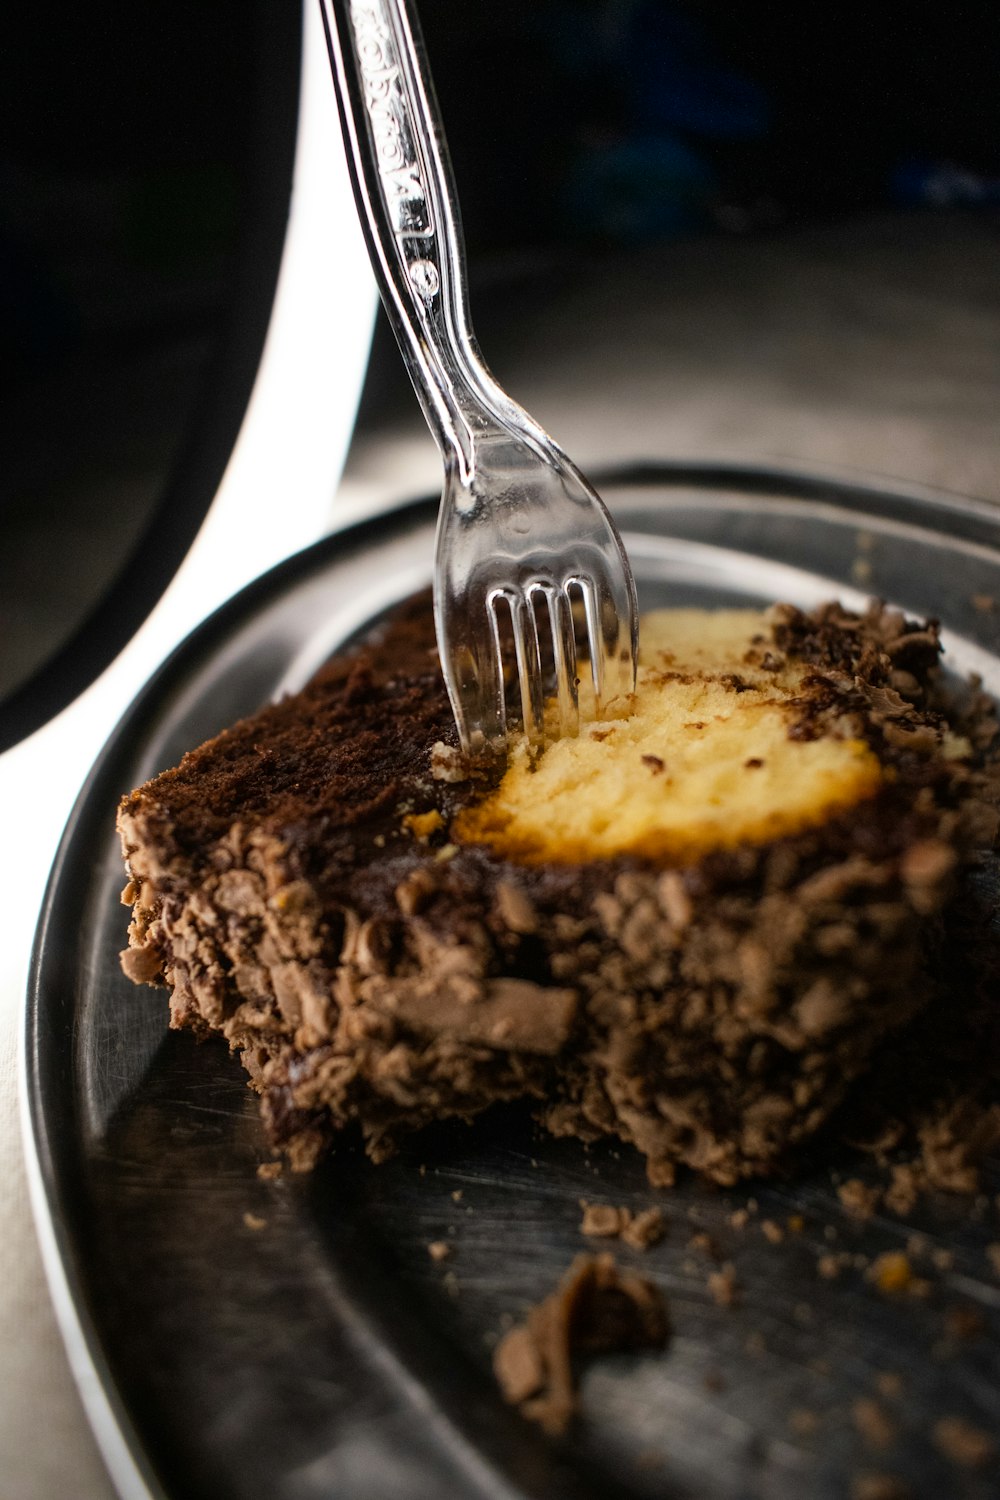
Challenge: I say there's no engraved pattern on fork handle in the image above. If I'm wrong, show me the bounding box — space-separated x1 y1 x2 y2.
320 0 513 490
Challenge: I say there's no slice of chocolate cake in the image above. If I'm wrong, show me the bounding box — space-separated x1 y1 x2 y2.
117 597 998 1184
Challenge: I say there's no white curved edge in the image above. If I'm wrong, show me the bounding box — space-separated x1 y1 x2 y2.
19 1076 162 1500
11 4 376 1496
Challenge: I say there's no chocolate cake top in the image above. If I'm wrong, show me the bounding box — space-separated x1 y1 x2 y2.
119 593 989 914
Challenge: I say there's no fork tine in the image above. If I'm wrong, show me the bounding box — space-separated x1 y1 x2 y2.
436 600 506 755
504 588 546 747
573 574 605 705
545 584 579 737
596 557 639 710
478 599 508 746
572 570 636 716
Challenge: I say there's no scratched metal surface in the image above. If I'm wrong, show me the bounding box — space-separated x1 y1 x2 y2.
26 469 1000 1500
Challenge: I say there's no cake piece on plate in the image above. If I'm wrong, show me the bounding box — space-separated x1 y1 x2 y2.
117 596 997 1184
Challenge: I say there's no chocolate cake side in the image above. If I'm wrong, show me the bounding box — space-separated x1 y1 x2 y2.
117 598 999 1184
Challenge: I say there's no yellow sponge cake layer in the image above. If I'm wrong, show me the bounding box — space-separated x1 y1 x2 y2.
454 608 884 864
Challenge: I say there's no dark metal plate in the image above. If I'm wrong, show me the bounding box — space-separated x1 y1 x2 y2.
26 467 1000 1500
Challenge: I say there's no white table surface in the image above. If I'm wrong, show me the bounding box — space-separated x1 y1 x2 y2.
2 7 375 1494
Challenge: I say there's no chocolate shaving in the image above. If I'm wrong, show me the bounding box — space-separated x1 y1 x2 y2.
492 1254 669 1435
579 1202 666 1250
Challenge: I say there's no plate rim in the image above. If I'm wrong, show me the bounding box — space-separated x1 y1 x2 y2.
23 462 1000 1500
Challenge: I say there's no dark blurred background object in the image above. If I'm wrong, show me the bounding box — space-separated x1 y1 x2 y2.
0 0 299 747
417 0 1000 254
3 0 1000 741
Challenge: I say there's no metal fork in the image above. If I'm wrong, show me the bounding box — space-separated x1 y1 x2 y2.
320 0 638 753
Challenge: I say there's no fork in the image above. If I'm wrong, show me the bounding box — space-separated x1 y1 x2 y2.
320 0 638 753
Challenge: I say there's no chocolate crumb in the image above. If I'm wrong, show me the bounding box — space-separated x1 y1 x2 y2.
852 1398 896 1450
761 1219 784 1245
707 1263 741 1307
851 1473 911 1500
495 881 538 935
242 1212 267 1231
817 1253 843 1280
838 1179 882 1220
943 1304 985 1340
494 1325 543 1405
789 1408 821 1436
868 1252 913 1295
884 1165 921 1217
492 1254 669 1434
256 1160 283 1181
579 1202 628 1239
427 1240 451 1262
931 1416 996 1469
622 1208 667 1251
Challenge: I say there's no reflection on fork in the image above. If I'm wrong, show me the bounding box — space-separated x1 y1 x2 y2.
434 435 638 756
321 0 638 754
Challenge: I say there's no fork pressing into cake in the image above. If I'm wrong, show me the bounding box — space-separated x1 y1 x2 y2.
320 0 638 753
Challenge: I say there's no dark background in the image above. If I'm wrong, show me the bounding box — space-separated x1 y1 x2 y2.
427 0 1000 253
2 1 999 742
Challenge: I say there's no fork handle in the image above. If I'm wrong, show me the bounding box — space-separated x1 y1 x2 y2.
319 0 513 485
